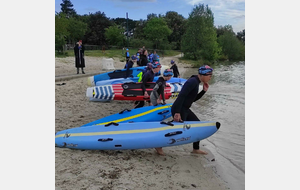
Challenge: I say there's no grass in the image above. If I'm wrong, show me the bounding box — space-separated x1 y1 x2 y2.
55 48 181 59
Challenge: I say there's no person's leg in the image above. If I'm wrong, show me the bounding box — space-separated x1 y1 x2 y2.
81 67 85 74
186 110 208 155
77 67 79 74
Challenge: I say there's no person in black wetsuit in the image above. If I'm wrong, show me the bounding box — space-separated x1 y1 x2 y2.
134 62 162 108
140 49 148 66
124 55 137 78
155 65 213 156
170 60 180 78
150 69 173 106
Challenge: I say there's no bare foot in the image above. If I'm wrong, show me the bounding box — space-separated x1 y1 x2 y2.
191 149 208 155
155 148 165 156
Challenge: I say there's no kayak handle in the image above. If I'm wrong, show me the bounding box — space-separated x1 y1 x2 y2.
160 121 174 126
119 109 131 114
98 138 113 142
105 122 119 127
165 131 183 137
158 110 169 115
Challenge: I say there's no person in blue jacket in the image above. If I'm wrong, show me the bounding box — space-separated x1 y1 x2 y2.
155 65 213 156
125 49 130 63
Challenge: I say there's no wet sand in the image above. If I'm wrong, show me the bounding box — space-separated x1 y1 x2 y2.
55 56 229 190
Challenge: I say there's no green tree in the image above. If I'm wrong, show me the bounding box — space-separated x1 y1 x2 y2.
164 11 186 50
218 31 245 61
66 17 87 44
60 0 77 17
133 19 147 39
181 4 219 61
143 17 172 49
236 29 245 44
84 11 112 45
216 25 235 37
55 13 69 52
105 25 125 46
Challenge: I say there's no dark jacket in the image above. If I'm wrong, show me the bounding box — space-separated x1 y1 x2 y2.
74 44 85 68
171 75 206 113
170 64 180 77
140 54 148 66
141 69 155 94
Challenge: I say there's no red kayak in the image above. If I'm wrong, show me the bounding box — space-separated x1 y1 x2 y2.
86 82 174 101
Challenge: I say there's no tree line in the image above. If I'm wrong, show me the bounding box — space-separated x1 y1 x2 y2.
55 0 245 61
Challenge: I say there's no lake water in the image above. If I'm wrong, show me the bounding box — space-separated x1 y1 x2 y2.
180 61 245 190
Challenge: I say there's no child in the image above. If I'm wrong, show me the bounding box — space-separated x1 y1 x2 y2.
170 60 180 78
150 69 174 106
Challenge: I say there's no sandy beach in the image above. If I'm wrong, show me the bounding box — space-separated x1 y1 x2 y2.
55 55 229 190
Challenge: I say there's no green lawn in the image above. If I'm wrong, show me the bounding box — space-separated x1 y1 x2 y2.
55 49 181 60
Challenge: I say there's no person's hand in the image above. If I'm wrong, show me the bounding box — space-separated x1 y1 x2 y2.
144 92 149 98
174 113 182 122
203 83 209 91
157 98 161 104
178 76 181 78
161 101 166 105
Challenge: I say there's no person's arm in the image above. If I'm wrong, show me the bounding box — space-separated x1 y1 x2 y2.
152 83 160 100
161 84 166 104
194 83 209 102
173 79 197 113
175 65 180 77
141 72 150 96
82 45 85 53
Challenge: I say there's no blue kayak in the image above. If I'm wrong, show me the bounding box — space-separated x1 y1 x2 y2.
55 121 220 150
88 67 146 86
81 103 172 127
95 77 187 86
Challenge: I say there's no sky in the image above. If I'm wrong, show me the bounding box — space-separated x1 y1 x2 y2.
55 0 245 33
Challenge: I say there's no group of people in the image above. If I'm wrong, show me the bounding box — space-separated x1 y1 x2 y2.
74 42 214 156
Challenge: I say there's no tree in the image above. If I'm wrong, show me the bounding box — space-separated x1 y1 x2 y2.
60 0 77 17
236 29 245 44
105 25 125 46
181 4 219 61
84 11 112 45
66 17 87 44
216 25 235 37
164 11 186 50
218 31 245 61
55 13 69 52
143 17 172 49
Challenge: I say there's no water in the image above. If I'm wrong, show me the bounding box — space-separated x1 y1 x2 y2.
181 62 245 190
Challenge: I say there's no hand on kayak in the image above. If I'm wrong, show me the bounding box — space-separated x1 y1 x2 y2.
144 92 149 98
174 113 182 122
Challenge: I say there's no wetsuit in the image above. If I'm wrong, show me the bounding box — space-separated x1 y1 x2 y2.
135 69 155 108
170 64 180 77
171 75 206 150
150 77 166 106
124 60 134 78
140 54 148 66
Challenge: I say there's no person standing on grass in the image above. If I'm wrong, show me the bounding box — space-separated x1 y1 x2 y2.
74 40 85 74
155 65 213 156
